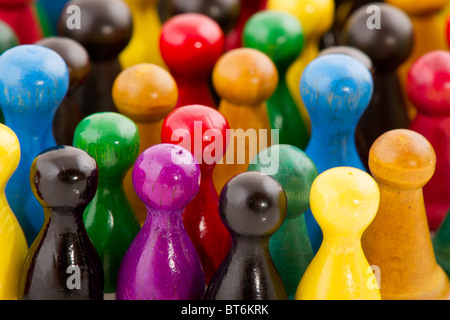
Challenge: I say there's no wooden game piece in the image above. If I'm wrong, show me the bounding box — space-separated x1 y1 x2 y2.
362 129 450 300
212 48 278 194
116 144 205 300
112 63 178 225
248 144 317 300
204 171 288 300
120 0 167 70
446 13 450 47
58 0 132 118
19 146 104 300
296 167 381 300
35 36 91 146
35 0 69 36
301 54 373 253
341 3 413 170
73 112 141 294
433 210 450 280
406 50 450 231
243 10 309 150
384 0 448 120
225 0 266 51
160 13 224 109
0 18 18 53
0 124 28 300
266 0 335 132
161 104 232 285
0 45 69 245
0 0 43 44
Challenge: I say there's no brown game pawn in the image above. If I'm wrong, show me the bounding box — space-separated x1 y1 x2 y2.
112 63 178 225
362 129 450 300
36 36 91 145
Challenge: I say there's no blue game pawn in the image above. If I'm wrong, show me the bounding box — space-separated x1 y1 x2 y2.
0 45 69 244
302 54 373 253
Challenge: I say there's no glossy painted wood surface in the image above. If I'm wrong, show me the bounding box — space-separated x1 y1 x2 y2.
35 36 91 146
161 104 231 285
362 129 450 300
0 45 69 244
160 13 224 109
301 54 373 254
58 0 132 118
19 146 104 300
0 0 42 44
73 112 141 294
243 10 309 150
296 167 381 300
112 63 178 225
116 144 205 300
120 0 167 70
212 48 277 194
248 145 317 300
204 171 287 300
0 124 27 300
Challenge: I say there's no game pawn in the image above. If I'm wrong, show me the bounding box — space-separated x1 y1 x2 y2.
362 129 450 300
204 171 287 300
212 48 278 194
296 167 381 300
112 63 178 225
0 0 42 44
18 146 104 300
0 124 28 300
160 13 225 109
248 145 317 300
243 10 309 150
0 45 69 244
35 36 91 146
341 3 413 169
73 112 141 295
58 0 132 118
116 144 205 300
161 104 232 285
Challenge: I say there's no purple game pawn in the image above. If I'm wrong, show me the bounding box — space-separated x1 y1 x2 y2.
116 143 205 300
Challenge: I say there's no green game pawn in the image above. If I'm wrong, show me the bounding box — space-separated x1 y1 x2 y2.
248 144 318 299
433 210 450 278
73 112 141 294
243 11 309 149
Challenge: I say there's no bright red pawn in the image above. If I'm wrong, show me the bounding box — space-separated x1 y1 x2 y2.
161 104 232 284
160 13 224 109
446 14 450 47
0 0 42 44
408 50 450 231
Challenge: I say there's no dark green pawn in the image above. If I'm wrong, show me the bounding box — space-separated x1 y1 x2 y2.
243 11 309 150
73 112 141 294
433 211 450 278
248 144 317 300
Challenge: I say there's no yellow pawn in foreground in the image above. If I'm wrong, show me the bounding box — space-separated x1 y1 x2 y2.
0 124 28 300
296 167 381 300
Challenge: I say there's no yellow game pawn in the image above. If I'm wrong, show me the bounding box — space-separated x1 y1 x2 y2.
266 0 334 132
212 48 278 194
0 124 28 300
295 167 381 300
119 0 167 70
112 63 178 225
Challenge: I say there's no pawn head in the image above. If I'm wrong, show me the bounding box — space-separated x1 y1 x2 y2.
384 0 448 15
0 19 18 54
30 146 98 211
300 54 373 126
318 46 374 74
406 50 450 116
369 129 436 190
132 144 201 211
0 124 20 189
219 171 287 237
73 112 140 179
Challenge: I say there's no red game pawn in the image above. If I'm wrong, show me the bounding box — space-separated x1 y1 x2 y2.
160 13 224 109
161 104 232 284
408 50 450 231
0 0 42 44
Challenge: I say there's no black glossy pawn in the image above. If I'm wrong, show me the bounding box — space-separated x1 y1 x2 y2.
204 171 288 300
19 146 104 300
57 0 132 118
35 37 91 145
341 3 413 168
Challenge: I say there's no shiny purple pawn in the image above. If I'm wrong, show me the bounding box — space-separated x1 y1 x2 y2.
116 143 205 300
